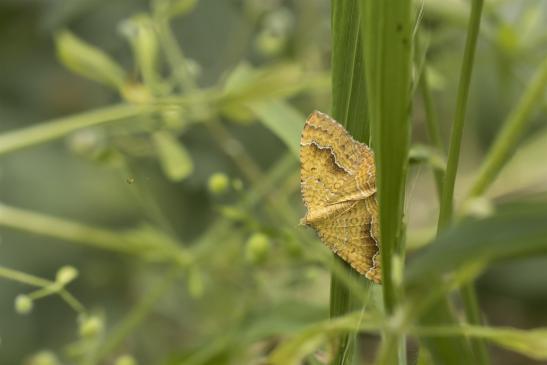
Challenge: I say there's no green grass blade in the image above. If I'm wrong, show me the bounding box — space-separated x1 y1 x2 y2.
414 324 547 361
466 57 547 199
407 202 547 287
361 0 413 363
437 0 484 230
330 1 370 364
433 2 488 363
362 0 412 315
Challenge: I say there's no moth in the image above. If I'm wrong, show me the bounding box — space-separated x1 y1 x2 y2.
300 111 381 284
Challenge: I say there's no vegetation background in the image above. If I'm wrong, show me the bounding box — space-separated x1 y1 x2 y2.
0 0 546 364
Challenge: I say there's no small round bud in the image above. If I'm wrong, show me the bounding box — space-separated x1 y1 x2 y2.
28 351 60 365
255 30 286 57
245 233 271 264
115 354 137 365
56 265 79 285
208 173 230 195
15 294 33 315
79 316 104 338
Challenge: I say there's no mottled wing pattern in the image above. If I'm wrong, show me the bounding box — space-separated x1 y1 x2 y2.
300 111 381 284
312 197 381 283
300 111 376 207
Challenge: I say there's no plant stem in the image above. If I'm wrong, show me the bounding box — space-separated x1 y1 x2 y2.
0 104 158 156
462 284 491 364
420 63 445 200
0 265 85 313
0 203 190 264
466 57 547 199
434 2 490 364
437 0 484 231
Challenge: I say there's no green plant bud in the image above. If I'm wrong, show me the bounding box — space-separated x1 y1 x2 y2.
208 173 230 195
153 131 194 182
56 265 79 285
114 354 138 365
79 316 104 338
161 109 186 131
55 30 126 89
255 30 286 57
15 294 33 315
28 351 60 365
245 233 271 265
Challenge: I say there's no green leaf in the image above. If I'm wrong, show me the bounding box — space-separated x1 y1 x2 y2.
269 312 382 365
55 30 126 89
329 1 375 364
219 63 327 123
406 202 547 289
152 130 194 181
247 100 302 157
416 324 547 361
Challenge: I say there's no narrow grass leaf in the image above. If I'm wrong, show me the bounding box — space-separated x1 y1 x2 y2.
407 201 547 288
269 312 381 365
330 1 370 364
466 57 547 199
415 325 547 361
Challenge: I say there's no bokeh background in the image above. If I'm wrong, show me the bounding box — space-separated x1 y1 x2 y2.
0 0 546 364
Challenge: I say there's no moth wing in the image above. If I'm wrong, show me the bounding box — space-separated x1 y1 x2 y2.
310 197 381 284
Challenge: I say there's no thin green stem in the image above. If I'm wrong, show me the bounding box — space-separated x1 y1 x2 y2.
435 2 488 364
462 284 491 364
0 265 86 314
420 64 445 200
155 16 197 92
0 203 191 264
466 57 547 199
437 0 484 231
0 265 52 287
0 104 159 156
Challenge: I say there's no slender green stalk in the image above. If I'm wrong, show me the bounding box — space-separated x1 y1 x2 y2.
420 61 445 200
466 57 547 199
155 16 197 92
434 2 489 364
0 203 191 264
330 1 369 364
0 104 159 156
0 265 53 287
437 0 484 230
462 284 491 364
0 265 85 313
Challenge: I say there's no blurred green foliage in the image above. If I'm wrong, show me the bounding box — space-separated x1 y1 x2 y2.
0 0 546 365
